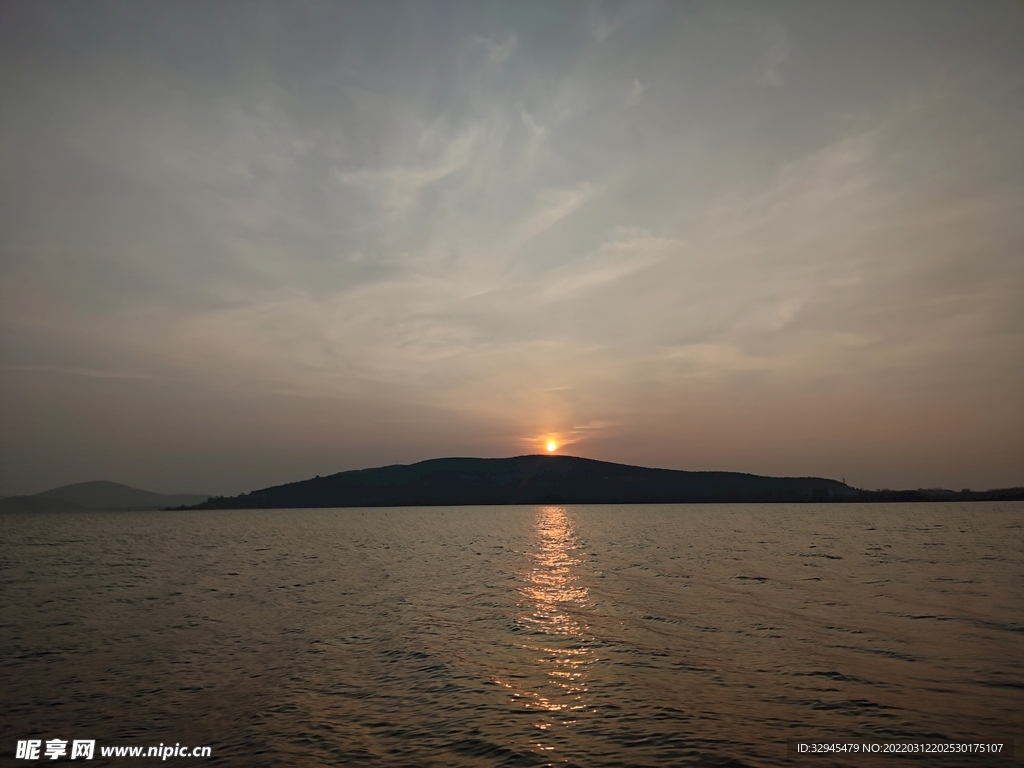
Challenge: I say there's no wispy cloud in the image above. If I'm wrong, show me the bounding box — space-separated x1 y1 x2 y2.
508 184 597 251
481 34 517 67
537 227 677 300
627 78 646 106
1 2 1021 493
337 125 482 212
757 21 790 87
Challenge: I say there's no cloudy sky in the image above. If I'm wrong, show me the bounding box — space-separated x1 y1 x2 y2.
1 1 1021 496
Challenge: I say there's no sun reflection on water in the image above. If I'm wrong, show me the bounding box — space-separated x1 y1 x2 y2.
496 506 595 743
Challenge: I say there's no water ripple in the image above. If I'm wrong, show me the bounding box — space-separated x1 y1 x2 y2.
2 502 1021 766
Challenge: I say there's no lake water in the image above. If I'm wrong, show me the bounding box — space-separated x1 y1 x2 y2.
2 503 1021 767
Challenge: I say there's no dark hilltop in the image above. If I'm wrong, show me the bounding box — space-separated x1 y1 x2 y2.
184 455 1024 510
0 481 209 513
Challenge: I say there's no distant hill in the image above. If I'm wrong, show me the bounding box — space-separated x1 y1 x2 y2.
0 481 210 513
189 455 865 509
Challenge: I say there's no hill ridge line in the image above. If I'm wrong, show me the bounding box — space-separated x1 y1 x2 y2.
188 455 1024 509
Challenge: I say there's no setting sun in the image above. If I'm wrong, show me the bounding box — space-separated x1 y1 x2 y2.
546 441 557 453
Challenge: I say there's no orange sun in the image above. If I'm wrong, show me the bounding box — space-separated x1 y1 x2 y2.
546 440 558 452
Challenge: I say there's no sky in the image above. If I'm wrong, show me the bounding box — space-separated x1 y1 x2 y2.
1 0 1022 496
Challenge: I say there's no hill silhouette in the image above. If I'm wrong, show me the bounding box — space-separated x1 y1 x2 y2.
190 455 864 509
0 481 209 512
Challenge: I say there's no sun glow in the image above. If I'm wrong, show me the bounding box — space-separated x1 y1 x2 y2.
546 440 558 452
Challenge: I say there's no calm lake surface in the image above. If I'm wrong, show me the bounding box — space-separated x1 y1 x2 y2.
2 503 1021 767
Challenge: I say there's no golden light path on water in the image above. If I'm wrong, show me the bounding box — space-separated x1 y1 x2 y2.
495 506 596 752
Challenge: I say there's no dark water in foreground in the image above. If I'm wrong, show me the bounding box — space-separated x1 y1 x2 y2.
2 503 1021 767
